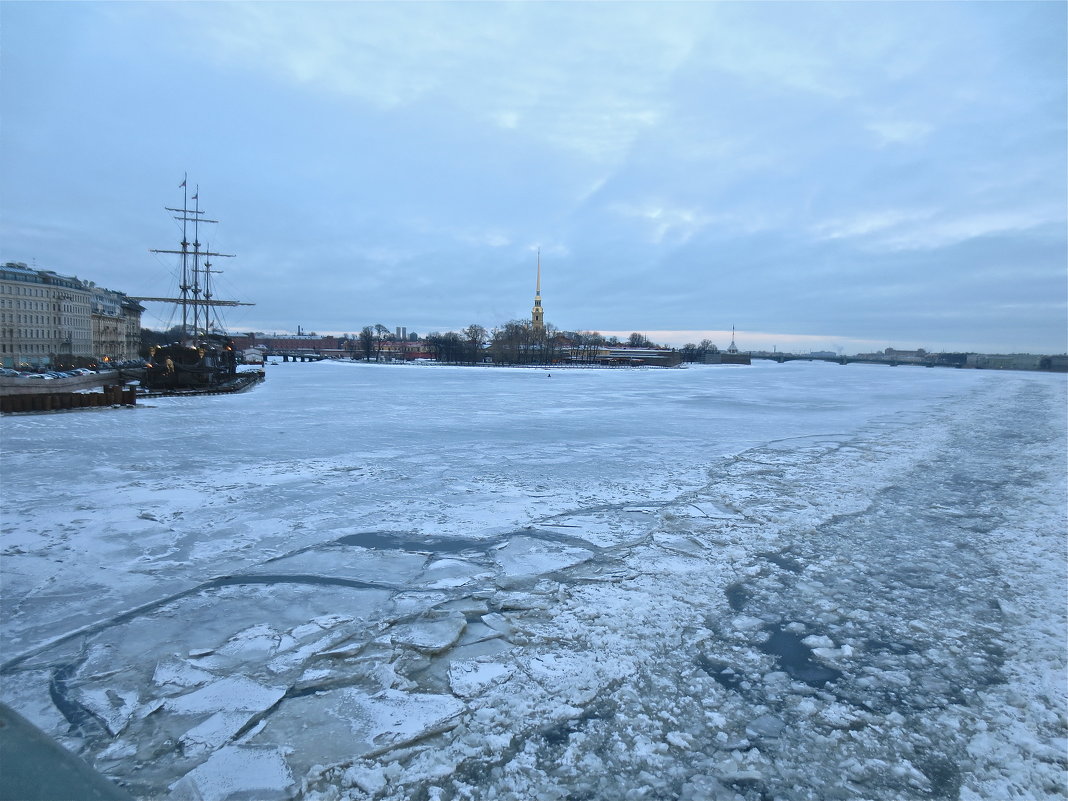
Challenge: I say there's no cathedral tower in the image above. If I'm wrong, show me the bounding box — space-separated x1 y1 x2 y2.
532 249 545 334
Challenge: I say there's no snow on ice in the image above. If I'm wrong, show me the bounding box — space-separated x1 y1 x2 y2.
1 360 1065 800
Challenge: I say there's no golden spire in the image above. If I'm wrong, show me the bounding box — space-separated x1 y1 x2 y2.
532 248 544 333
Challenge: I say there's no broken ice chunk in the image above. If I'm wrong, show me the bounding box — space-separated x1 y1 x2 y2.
480 612 514 637
246 687 465 766
491 537 593 582
422 558 488 589
169 745 294 801
179 711 256 752
745 714 786 739
164 676 287 715
152 658 214 689
75 688 140 736
448 660 512 698
217 624 291 658
358 689 465 754
390 613 466 654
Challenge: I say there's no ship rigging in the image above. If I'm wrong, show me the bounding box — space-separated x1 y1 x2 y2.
131 178 261 393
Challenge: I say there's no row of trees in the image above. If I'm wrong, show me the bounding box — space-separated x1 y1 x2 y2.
679 340 721 363
424 324 489 364
347 324 422 361
418 323 670 365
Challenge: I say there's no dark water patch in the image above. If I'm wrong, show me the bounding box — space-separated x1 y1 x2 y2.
540 720 576 746
864 638 915 656
209 574 404 592
49 661 107 737
760 625 842 687
757 551 804 573
335 531 485 554
520 528 605 552
335 527 600 555
914 753 961 799
724 582 749 612
695 655 745 691
539 698 613 746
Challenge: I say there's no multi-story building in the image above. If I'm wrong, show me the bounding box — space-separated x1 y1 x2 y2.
89 283 143 364
91 284 123 363
48 270 93 365
0 262 142 369
121 297 144 361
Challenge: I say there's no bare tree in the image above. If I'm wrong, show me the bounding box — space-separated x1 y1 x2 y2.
359 326 374 361
490 320 533 364
426 331 465 363
373 324 390 361
574 331 605 363
463 324 488 364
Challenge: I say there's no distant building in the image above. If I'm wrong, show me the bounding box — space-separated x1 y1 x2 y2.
590 346 682 367
855 347 929 364
241 347 265 364
966 353 1044 370
706 327 750 364
90 284 144 365
1043 355 1068 372
726 326 739 354
0 262 141 369
121 297 144 361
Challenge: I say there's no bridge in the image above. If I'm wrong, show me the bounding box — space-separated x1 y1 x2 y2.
267 350 329 362
752 354 943 368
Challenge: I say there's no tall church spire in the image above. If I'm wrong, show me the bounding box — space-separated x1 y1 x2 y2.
532 248 545 333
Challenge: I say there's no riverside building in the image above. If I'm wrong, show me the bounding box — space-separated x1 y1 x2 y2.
0 262 143 369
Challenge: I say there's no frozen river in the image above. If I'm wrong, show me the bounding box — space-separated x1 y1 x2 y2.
1 360 1065 800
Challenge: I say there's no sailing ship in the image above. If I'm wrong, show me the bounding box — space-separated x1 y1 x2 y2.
133 179 263 393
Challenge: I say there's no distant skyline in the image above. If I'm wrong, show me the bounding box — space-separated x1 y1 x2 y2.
1 1 1065 354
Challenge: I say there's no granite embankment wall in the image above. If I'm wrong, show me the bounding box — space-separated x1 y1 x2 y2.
0 371 120 397
0 372 137 413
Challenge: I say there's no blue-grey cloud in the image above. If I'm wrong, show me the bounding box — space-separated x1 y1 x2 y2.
0 1 1063 354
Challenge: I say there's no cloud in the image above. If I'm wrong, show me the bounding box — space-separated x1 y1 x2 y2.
2 2 1063 354
609 202 718 245
811 206 1062 252
167 3 693 167
865 119 934 145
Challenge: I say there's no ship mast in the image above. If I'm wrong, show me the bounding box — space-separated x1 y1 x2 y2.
137 177 251 344
191 186 203 339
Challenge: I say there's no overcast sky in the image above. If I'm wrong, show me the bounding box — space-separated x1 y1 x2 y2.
2 1 1065 354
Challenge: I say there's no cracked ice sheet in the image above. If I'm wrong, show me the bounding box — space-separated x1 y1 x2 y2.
491 536 594 582
245 688 466 773
2 362 1065 800
170 745 295 801
164 676 287 715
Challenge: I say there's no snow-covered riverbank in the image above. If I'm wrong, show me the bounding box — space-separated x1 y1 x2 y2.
2 361 1064 800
